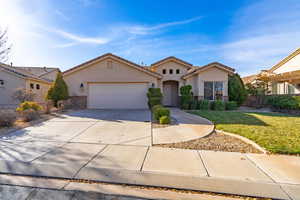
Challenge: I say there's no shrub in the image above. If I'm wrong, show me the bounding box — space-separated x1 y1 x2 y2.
266 95 299 110
154 107 170 121
190 100 198 110
225 101 238 110
211 100 225 111
21 109 39 122
47 72 69 107
152 104 163 112
147 88 163 108
0 110 16 127
180 85 193 109
197 100 210 110
16 101 42 112
159 115 170 124
228 73 247 106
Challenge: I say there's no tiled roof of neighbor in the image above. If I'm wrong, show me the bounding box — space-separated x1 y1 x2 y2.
242 74 258 84
0 63 56 83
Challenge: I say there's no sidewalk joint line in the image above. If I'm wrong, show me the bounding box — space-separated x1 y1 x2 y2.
64 144 109 189
245 154 277 183
197 151 210 177
140 146 150 171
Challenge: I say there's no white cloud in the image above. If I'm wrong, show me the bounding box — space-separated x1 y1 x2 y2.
55 9 70 21
128 16 202 35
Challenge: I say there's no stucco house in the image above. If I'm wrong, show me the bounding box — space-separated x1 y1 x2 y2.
242 48 300 95
0 63 59 108
63 53 235 109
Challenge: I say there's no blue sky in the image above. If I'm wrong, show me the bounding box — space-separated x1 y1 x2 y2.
1 0 300 76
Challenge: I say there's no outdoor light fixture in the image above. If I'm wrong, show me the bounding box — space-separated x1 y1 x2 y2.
80 83 84 88
151 83 155 87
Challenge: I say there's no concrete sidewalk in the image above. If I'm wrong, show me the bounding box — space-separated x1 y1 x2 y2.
0 144 299 199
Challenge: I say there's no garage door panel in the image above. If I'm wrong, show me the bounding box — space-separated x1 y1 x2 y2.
88 83 148 109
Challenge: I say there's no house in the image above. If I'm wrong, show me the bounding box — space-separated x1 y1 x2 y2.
242 48 300 95
0 63 59 108
63 53 235 109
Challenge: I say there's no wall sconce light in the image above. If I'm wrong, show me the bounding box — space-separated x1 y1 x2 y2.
151 83 155 88
80 83 84 89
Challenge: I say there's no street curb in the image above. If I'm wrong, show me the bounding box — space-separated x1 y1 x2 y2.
215 130 268 154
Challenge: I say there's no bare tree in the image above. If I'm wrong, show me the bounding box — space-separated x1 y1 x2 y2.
0 28 11 62
12 88 36 103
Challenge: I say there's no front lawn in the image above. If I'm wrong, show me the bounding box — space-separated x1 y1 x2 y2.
190 111 300 154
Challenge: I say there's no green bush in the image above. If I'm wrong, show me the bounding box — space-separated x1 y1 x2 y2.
293 96 300 107
228 73 247 106
225 101 238 110
211 100 225 111
180 85 193 109
47 72 69 107
197 100 210 110
159 115 170 124
16 101 42 112
152 104 163 112
190 100 197 110
154 107 170 121
266 95 299 110
147 88 163 108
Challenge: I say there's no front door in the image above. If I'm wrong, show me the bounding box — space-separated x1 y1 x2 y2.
163 81 178 106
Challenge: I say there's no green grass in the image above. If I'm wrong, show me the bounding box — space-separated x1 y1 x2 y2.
190 111 300 154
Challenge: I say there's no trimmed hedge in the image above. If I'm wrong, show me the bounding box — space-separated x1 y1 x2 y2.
153 106 170 121
211 100 226 111
197 100 210 110
266 95 300 110
159 115 171 124
225 101 238 110
147 88 163 108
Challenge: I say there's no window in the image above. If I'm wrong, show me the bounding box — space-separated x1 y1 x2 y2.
0 80 4 85
36 84 40 90
30 83 34 89
204 81 223 100
272 82 278 94
162 69 166 74
288 83 295 94
169 69 173 74
176 69 180 74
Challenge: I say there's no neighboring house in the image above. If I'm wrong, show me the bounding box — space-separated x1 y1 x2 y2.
243 48 300 95
0 63 59 108
63 53 235 109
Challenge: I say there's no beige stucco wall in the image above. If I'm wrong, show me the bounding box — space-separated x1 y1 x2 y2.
152 61 189 95
64 58 159 96
187 67 229 97
25 80 51 104
274 54 300 74
0 69 26 107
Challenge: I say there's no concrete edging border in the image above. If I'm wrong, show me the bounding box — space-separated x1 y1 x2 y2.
215 129 268 154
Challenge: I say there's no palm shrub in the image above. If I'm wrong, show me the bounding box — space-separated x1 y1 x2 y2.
180 85 193 109
228 73 247 106
211 100 225 111
197 100 210 110
225 101 238 110
147 88 163 108
47 72 69 107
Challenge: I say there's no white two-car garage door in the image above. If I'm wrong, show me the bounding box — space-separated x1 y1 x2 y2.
88 83 149 109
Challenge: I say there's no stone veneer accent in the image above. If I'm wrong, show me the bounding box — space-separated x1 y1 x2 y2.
70 96 87 109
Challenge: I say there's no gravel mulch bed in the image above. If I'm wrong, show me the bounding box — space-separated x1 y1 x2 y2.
154 131 263 154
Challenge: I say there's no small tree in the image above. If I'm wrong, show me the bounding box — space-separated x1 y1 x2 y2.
180 85 193 109
12 88 35 103
228 73 247 106
46 72 69 107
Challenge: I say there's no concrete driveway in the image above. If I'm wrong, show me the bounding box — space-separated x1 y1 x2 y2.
1 109 152 146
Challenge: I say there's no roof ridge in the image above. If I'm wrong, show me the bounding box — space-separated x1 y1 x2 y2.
269 48 300 72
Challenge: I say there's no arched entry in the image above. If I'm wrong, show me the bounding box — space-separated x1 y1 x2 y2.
163 80 179 107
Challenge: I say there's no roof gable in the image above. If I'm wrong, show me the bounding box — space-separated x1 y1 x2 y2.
150 56 192 69
182 62 235 79
269 48 300 73
63 53 162 79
